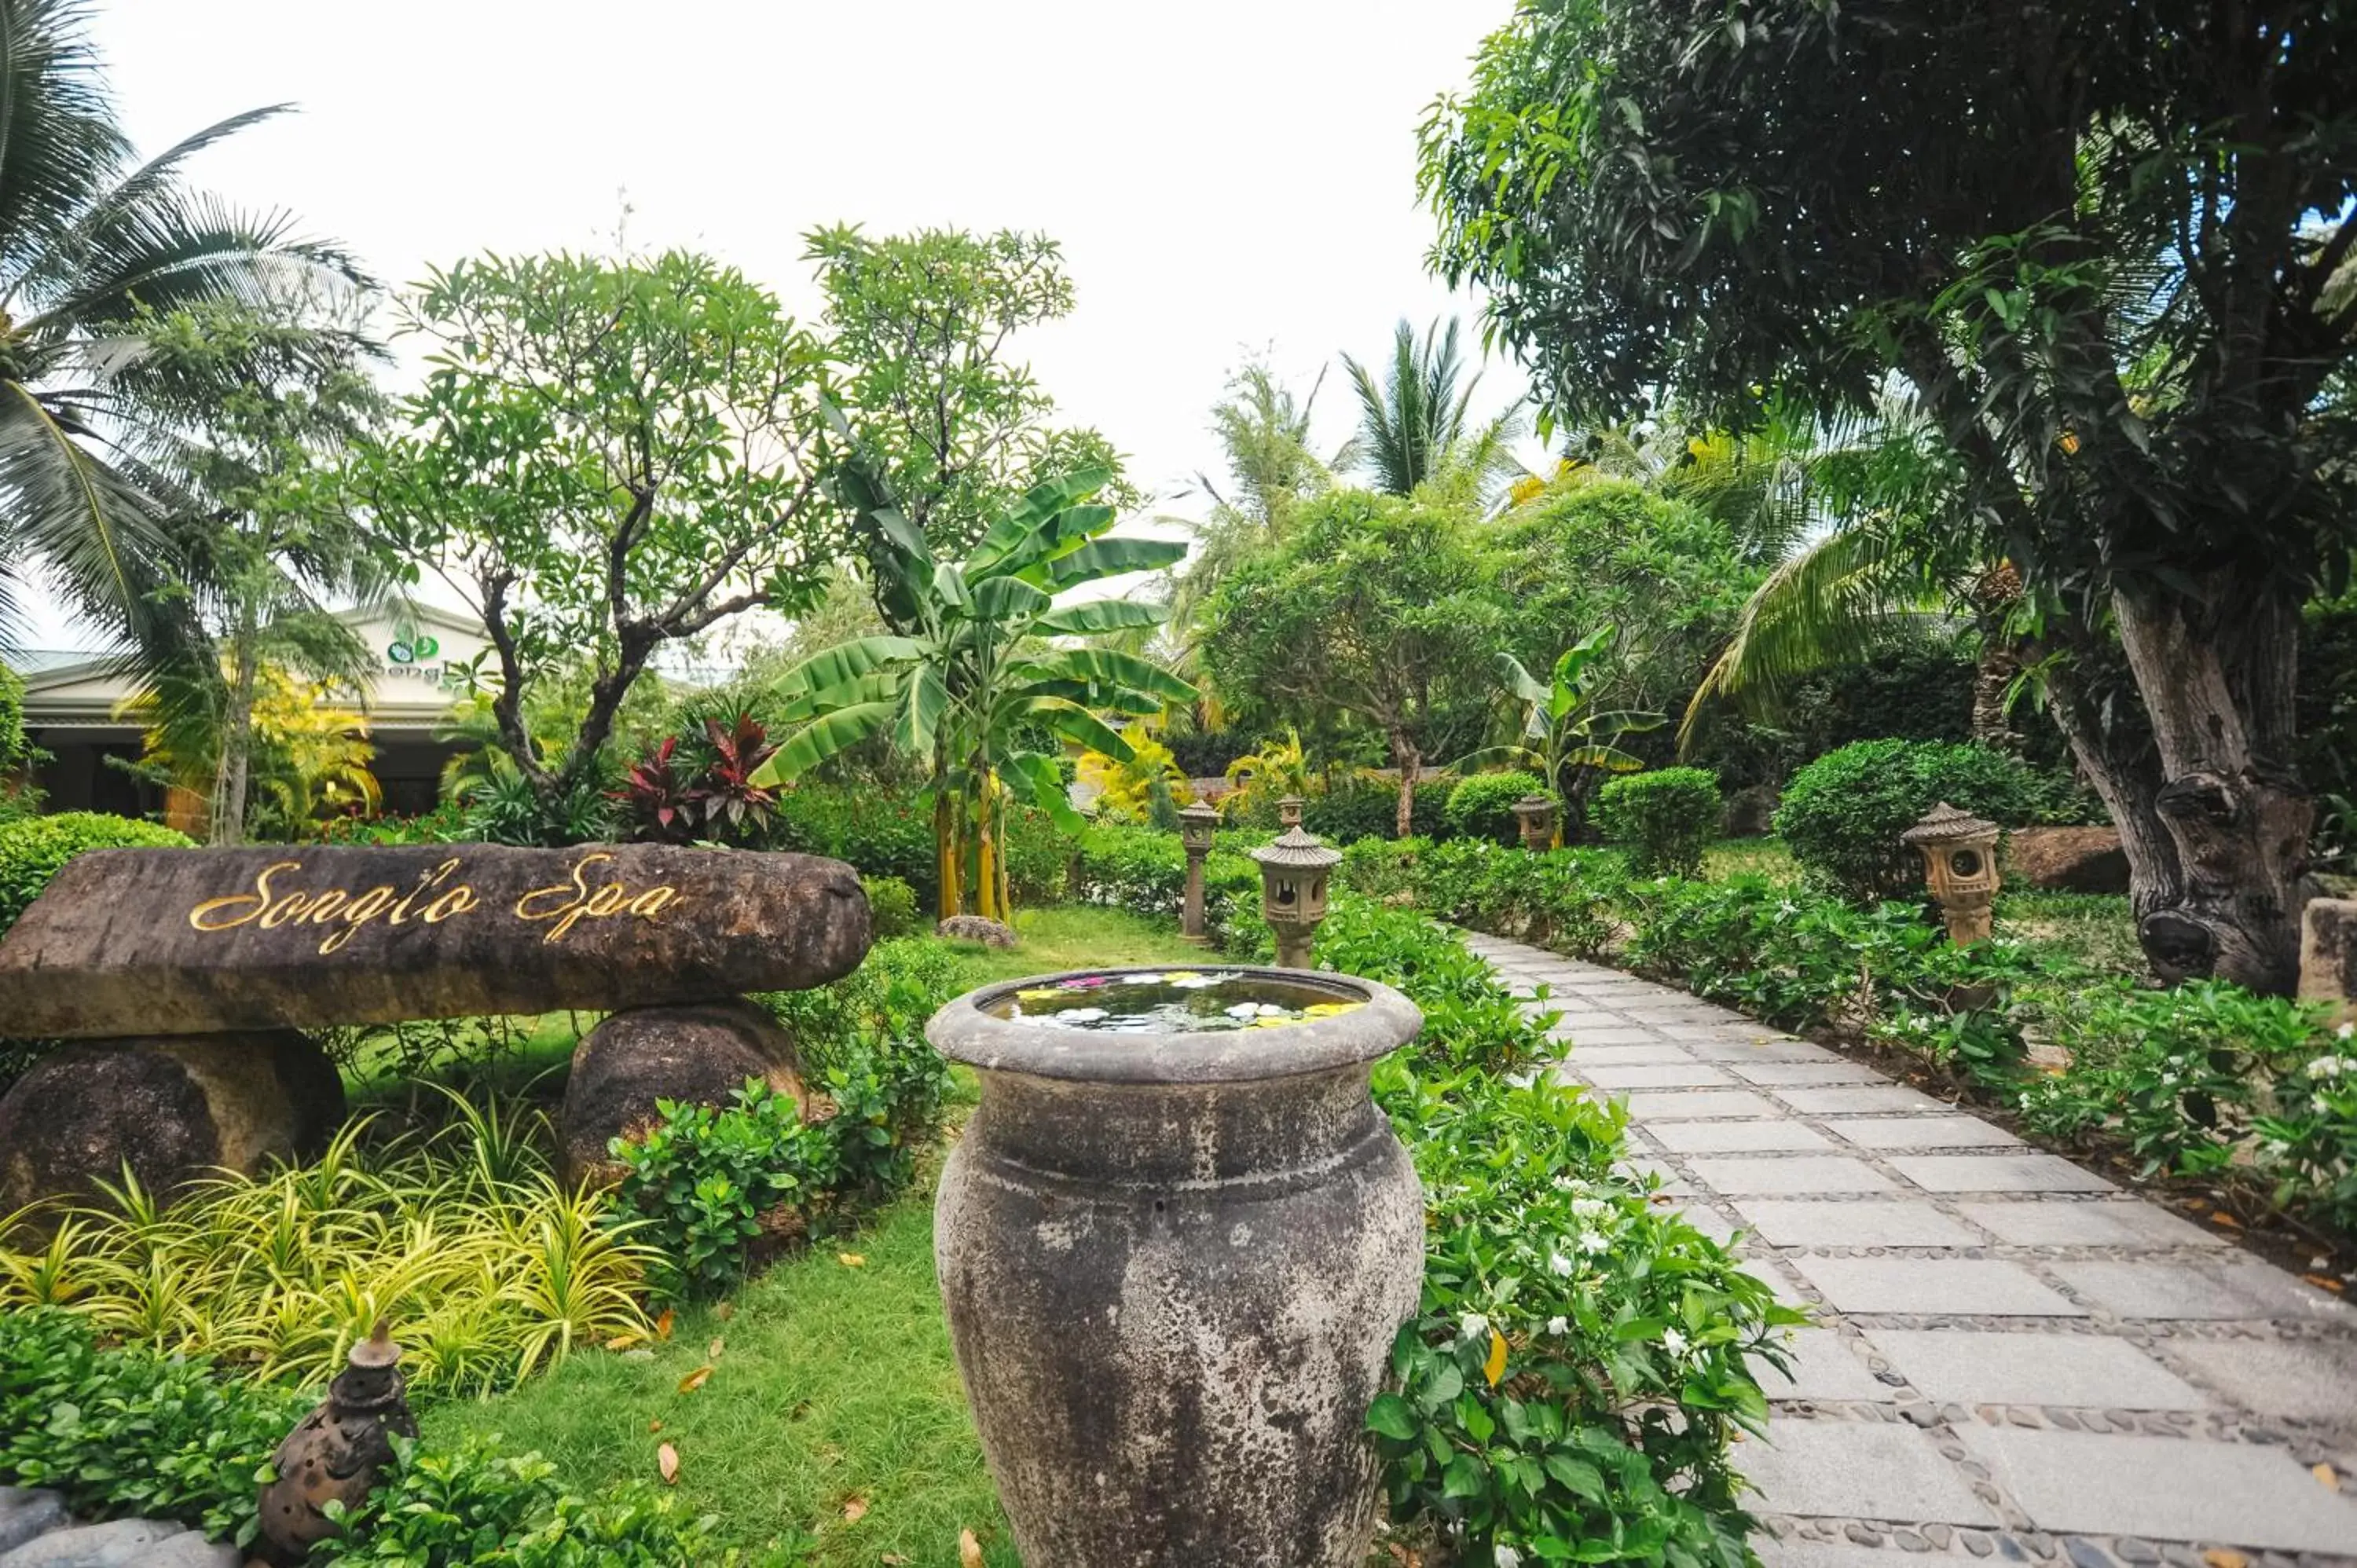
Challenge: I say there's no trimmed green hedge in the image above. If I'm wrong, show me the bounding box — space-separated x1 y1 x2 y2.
0 811 195 934
1596 768 1720 878
1444 770 1545 846
1772 740 2047 902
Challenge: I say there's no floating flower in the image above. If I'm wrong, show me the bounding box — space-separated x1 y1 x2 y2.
1256 1003 1287 1017
1124 973 1166 986
1226 1002 1262 1020
1250 1015 1293 1028
1302 1001 1364 1017
1058 975 1108 990
1163 971 1204 985
1016 988 1062 1002
1061 1008 1105 1023
1168 971 1230 990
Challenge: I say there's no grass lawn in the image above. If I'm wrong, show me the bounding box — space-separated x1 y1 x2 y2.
423 904 1208 1564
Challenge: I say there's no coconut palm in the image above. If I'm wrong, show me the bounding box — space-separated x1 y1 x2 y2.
1340 317 1526 500
0 0 368 665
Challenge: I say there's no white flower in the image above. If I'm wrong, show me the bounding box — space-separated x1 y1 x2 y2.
1495 1548 1524 1568
1547 1316 1570 1336
1571 1196 1609 1219
1225 1002 1260 1020
1548 1251 1575 1277
2307 1054 2349 1079
1661 1328 1690 1356
1776 899 1798 917
1459 1311 1490 1342
2340 1022 2354 1040
1577 1229 1611 1255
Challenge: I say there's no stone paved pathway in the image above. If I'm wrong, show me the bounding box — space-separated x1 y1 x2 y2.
1455 930 2357 1568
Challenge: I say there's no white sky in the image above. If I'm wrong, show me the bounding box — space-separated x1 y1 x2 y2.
30 0 1534 650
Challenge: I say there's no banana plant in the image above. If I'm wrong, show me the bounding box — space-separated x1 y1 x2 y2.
750 447 1192 920
1469 626 1662 844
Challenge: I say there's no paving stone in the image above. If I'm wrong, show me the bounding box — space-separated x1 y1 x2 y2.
1835 1117 2025 1151
1739 1416 2000 1523
1953 1201 2221 1249
1619 1088 1788 1119
1791 1257 2089 1316
0 1519 183 1566
1622 1006 1744 1025
2047 1259 2353 1323
1686 1156 1901 1195
1554 1027 1671 1047
1956 1425 2357 1554
1616 1156 1692 1193
1651 1119 1838 1154
1580 1063 1739 1089
2157 1337 2357 1424
1552 1009 1647 1031
1563 1043 1699 1066
1672 1203 1739 1242
1756 1328 1911 1402
1864 1329 2212 1409
1736 1198 1981 1247
143 1535 239 1568
1887 1155 2117 1194
1731 1061 1895 1086
1781 1086 1957 1116
1679 1036 1846 1062
1758 1540 1939 1568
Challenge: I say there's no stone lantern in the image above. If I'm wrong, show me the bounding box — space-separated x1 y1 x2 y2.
1277 794 1306 830
258 1321 416 1564
1250 825 1343 969
1512 793 1558 853
1178 800 1222 940
1902 801 2003 945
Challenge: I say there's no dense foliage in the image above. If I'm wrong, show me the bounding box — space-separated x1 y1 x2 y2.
1419 0 2357 993
1772 740 2054 903
1594 768 1719 878
0 811 195 932
1446 771 1545 847
0 1310 710 1563
1214 888 1794 1565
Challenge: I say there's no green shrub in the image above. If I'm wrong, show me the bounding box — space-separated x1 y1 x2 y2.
1302 775 1450 843
613 1083 838 1298
1444 770 1545 846
773 784 1067 911
0 1308 305 1547
1596 768 1721 878
0 811 195 932
861 874 919 939
1773 739 2048 902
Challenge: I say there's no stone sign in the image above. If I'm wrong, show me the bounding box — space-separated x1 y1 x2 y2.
0 844 871 1038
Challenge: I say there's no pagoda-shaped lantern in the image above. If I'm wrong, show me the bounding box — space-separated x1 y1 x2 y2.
1512 793 1557 853
1902 801 2003 945
1249 825 1343 969
1277 794 1306 830
1177 800 1222 940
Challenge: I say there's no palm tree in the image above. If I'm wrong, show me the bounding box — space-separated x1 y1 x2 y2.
0 0 368 666
1340 317 1526 500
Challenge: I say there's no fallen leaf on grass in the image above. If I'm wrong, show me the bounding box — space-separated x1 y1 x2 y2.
605 1332 643 1352
2315 1463 2341 1489
2204 1550 2248 1568
713 1302 735 1321
841 1495 869 1522
2209 1212 2241 1229
708 1336 727 1359
883 1557 910 1566
647 1420 662 1434
2302 1274 2345 1293
656 1442 680 1486
960 1528 985 1566
678 1365 713 1394
838 1251 867 1267
654 1308 676 1339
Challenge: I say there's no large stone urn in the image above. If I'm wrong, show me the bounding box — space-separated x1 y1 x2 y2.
926 965 1425 1566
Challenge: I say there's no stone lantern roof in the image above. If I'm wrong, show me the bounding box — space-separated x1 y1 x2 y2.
1249 825 1341 870
1901 801 2000 847
1178 801 1222 825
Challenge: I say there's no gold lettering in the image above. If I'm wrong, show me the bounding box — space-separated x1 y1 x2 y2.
318 886 395 954
390 859 461 925
515 854 603 928
258 891 312 929
629 887 680 919
422 885 478 923
304 889 348 925
189 860 299 932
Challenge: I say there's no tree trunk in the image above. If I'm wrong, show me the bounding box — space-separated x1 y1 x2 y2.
934 789 962 921
212 633 260 848
1391 733 1419 839
2108 575 2311 994
1970 634 2023 753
